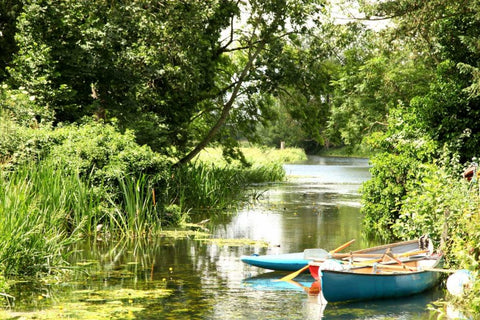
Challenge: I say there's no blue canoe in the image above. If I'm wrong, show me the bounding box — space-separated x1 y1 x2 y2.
241 252 308 271
316 258 442 302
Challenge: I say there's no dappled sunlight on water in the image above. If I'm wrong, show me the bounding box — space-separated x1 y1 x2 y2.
0 156 443 319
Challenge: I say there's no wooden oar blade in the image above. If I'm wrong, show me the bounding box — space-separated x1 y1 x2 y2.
274 265 309 282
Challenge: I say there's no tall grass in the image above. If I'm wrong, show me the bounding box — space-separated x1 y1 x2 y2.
170 159 286 211
0 146 303 278
0 161 95 276
106 174 160 236
168 147 304 211
171 163 242 210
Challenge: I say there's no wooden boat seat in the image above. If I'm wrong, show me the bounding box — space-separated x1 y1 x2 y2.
348 258 438 274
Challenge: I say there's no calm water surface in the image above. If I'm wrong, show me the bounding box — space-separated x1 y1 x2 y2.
6 156 444 319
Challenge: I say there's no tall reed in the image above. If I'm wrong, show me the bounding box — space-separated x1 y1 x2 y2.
169 160 285 211
0 161 97 275
105 174 159 236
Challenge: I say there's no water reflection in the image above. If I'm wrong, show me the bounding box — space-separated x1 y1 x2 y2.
3 156 444 319
214 156 374 254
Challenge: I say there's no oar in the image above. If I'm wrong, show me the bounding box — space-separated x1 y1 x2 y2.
341 249 430 267
329 249 429 260
373 264 457 273
275 239 356 282
384 249 415 271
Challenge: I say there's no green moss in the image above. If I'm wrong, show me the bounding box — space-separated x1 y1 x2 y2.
0 287 173 319
197 238 269 247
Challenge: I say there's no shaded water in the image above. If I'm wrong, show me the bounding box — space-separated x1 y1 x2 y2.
3 156 444 319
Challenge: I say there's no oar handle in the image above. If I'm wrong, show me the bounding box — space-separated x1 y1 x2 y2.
329 239 356 253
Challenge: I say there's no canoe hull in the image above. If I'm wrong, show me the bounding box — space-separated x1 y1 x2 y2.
317 268 441 302
307 239 441 302
240 252 308 271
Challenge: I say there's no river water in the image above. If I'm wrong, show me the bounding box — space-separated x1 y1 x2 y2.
5 156 443 319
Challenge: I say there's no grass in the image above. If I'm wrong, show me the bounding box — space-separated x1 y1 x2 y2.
0 146 306 281
170 146 305 211
0 161 87 276
105 174 159 237
195 146 307 165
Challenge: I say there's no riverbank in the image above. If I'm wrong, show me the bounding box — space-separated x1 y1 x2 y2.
0 120 307 286
0 156 399 320
316 145 373 159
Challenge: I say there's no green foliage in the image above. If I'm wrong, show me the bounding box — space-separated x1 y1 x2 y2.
356 0 480 313
0 84 55 126
106 174 163 236
0 111 56 168
7 0 239 153
0 1 22 81
7 0 324 162
361 107 440 239
169 147 293 211
361 153 428 239
386 162 480 316
48 120 171 189
0 160 88 276
409 60 480 162
170 163 254 211
391 166 474 249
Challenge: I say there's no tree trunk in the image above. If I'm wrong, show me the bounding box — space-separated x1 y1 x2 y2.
174 41 265 167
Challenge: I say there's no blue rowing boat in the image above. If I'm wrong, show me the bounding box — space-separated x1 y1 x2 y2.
240 252 308 271
240 239 422 272
308 239 442 303
311 256 442 302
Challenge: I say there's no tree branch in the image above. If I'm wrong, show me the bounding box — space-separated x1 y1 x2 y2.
174 41 266 167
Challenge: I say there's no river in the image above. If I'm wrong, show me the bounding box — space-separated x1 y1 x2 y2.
4 156 443 319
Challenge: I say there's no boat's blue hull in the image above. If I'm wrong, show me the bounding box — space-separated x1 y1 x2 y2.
240 252 308 271
320 269 441 302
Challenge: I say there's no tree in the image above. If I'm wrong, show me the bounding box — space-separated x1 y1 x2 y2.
174 0 325 165
358 0 480 238
0 1 23 81
8 0 325 165
360 0 480 160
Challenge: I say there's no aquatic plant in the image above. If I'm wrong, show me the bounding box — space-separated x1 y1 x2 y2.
169 159 286 212
105 174 162 236
0 161 88 276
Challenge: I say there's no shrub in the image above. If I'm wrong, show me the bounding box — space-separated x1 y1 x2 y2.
49 120 171 185
361 152 431 239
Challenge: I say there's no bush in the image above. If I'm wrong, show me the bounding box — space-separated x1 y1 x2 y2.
388 162 480 316
361 152 432 239
49 120 171 185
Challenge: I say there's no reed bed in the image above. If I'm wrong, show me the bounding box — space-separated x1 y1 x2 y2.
0 162 89 276
170 146 300 211
0 146 305 278
106 174 161 237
